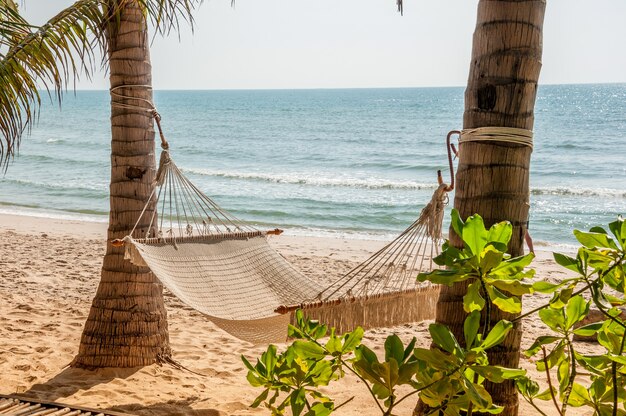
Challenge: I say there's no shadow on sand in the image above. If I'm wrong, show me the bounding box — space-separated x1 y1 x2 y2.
110 399 225 416
19 367 224 415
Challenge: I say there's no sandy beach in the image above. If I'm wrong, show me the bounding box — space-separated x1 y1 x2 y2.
0 213 599 415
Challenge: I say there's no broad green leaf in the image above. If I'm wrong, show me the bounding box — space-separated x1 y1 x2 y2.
487 221 513 246
557 357 569 392
310 360 334 385
553 252 581 273
353 345 383 384
490 253 534 277
250 388 269 408
430 323 462 355
472 366 526 383
355 344 378 364
608 217 626 248
403 336 417 361
372 359 399 391
267 389 280 407
325 329 342 354
341 326 363 353
576 353 611 373
565 295 590 329
418 269 468 285
311 323 329 340
574 229 618 250
461 376 492 409
525 336 561 357
246 371 265 388
290 388 306 416
589 378 607 400
308 390 331 402
288 323 305 339
263 345 278 378
371 383 390 401
397 361 420 384
384 334 405 365
413 348 458 369
480 246 504 272
516 376 540 398
604 292 626 306
599 387 626 406
463 214 489 256
567 382 591 407
536 342 565 371
486 284 522 313
586 249 615 272
591 287 613 310
535 386 558 401
551 287 574 309
305 402 333 416
420 378 458 407
432 243 464 267
590 226 609 234
241 354 257 373
532 280 569 294
481 320 513 349
607 354 626 365
450 208 465 239
538 308 565 332
295 309 305 326
464 310 481 348
293 340 325 360
488 278 534 296
463 281 485 313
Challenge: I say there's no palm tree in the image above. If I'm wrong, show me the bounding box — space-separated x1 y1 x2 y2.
0 0 201 368
416 1 546 415
71 0 174 368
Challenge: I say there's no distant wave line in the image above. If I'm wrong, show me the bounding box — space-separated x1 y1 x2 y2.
3 178 107 194
182 168 440 190
531 187 626 198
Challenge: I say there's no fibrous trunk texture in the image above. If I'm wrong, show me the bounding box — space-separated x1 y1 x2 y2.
72 1 171 368
416 1 545 415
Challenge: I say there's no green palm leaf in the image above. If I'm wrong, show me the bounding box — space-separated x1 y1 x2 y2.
0 0 202 168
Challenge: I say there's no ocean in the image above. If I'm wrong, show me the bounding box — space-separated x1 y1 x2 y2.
1 84 624 248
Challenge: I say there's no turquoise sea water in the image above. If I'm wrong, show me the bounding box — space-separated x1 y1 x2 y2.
1 84 624 247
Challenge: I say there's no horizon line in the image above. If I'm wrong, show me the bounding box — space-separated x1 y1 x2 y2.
57 81 626 93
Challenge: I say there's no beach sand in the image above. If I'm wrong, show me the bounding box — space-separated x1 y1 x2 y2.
0 214 598 415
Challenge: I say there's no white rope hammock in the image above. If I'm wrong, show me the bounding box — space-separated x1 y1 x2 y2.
109 84 449 343
120 150 446 343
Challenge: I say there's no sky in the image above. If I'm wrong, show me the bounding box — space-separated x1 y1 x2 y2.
22 0 626 90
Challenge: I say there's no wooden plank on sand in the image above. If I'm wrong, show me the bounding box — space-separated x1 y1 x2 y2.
0 395 133 416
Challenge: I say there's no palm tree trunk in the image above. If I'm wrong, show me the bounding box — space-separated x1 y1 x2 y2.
72 1 171 368
416 1 545 414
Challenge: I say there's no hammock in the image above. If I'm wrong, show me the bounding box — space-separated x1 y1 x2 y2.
120 150 450 343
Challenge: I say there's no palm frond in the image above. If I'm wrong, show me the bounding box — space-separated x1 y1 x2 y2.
0 0 202 169
0 0 109 168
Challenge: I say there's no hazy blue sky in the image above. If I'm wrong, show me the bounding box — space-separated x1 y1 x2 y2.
23 0 626 89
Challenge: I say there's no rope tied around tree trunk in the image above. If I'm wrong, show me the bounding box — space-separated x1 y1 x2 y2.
459 126 534 150
110 84 169 150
